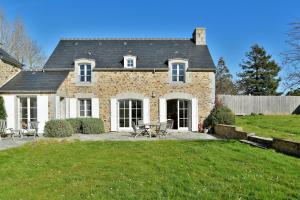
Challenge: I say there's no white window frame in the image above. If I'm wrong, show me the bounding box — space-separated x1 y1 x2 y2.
168 59 189 83
79 64 92 83
74 58 96 84
123 55 137 68
18 96 37 129
79 99 92 117
118 99 143 130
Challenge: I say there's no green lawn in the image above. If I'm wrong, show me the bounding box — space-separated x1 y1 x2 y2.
0 140 299 199
236 115 300 141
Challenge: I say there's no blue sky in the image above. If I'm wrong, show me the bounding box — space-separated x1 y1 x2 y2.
1 0 299 87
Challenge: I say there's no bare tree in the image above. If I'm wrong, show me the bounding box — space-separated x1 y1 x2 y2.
0 9 45 69
282 21 300 91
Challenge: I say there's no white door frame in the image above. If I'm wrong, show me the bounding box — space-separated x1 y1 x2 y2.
177 99 189 131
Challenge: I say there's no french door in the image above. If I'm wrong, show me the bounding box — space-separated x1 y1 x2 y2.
19 97 37 129
119 99 143 129
178 100 189 130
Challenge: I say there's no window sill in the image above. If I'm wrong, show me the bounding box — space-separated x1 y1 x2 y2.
169 81 188 85
75 82 93 87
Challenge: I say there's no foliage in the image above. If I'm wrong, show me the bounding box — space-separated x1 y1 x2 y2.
236 115 300 141
282 21 300 90
44 120 73 137
0 10 45 69
0 96 7 120
216 57 236 95
66 118 105 134
287 87 300 96
237 44 281 95
81 118 105 134
0 141 300 199
204 98 235 127
66 118 82 133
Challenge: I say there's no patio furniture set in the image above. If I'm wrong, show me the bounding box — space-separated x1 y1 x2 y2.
132 119 174 138
0 120 39 141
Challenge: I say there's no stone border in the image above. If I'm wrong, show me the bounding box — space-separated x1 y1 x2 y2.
214 124 251 140
214 124 300 158
272 138 300 158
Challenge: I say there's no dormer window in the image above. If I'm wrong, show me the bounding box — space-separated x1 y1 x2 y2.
168 59 189 84
172 63 185 82
124 55 136 68
74 58 96 85
80 64 91 82
127 59 134 67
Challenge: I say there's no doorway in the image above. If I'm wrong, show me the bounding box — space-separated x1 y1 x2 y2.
167 99 189 130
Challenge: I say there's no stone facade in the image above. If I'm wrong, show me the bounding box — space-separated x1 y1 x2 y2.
0 60 20 87
57 70 215 131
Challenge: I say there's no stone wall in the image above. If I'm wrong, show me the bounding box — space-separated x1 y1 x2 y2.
0 60 20 86
214 124 250 139
272 138 300 158
57 70 215 131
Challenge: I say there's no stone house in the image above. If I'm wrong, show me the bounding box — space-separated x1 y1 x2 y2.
0 28 215 133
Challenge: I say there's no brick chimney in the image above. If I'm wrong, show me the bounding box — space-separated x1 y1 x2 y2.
193 28 206 45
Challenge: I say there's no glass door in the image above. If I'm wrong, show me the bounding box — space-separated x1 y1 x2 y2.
178 99 189 130
119 99 142 129
19 97 37 129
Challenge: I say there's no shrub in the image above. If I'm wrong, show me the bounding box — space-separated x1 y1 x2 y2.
66 118 82 133
44 120 73 137
204 103 235 128
0 96 7 120
81 118 105 134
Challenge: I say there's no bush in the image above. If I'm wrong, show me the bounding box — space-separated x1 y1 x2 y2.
0 96 7 120
81 118 105 134
44 120 73 137
66 118 82 133
204 103 235 128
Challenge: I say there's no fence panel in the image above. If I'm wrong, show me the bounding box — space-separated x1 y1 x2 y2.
218 95 300 115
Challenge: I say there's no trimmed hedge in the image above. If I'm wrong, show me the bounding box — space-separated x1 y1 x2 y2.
81 118 105 134
44 120 73 138
66 118 105 134
66 118 82 133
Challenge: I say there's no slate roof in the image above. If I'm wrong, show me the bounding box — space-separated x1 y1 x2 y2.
44 39 215 70
0 71 68 93
0 48 23 67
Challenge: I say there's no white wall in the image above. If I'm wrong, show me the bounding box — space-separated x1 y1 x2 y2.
37 95 48 133
2 95 16 129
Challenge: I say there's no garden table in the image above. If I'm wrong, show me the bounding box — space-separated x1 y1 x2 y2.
144 122 160 138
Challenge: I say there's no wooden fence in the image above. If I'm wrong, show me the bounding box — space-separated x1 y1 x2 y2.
218 95 300 115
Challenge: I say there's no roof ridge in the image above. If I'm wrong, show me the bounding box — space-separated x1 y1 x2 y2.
60 38 191 41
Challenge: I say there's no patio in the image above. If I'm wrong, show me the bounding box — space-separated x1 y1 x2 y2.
0 132 217 151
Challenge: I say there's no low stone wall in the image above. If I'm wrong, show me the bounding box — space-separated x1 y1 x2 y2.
272 138 300 158
214 124 250 140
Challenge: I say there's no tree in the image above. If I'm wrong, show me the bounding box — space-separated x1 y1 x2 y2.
282 21 300 91
237 44 281 95
0 10 45 69
0 96 7 120
215 57 236 95
287 87 300 96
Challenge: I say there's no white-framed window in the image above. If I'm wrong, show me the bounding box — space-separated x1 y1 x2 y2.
74 58 95 85
123 55 137 68
172 63 185 82
79 64 92 83
79 99 92 117
118 99 142 128
168 59 188 83
19 97 37 128
127 59 134 67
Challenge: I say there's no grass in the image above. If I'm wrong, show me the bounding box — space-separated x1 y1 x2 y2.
236 115 300 142
0 140 300 199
